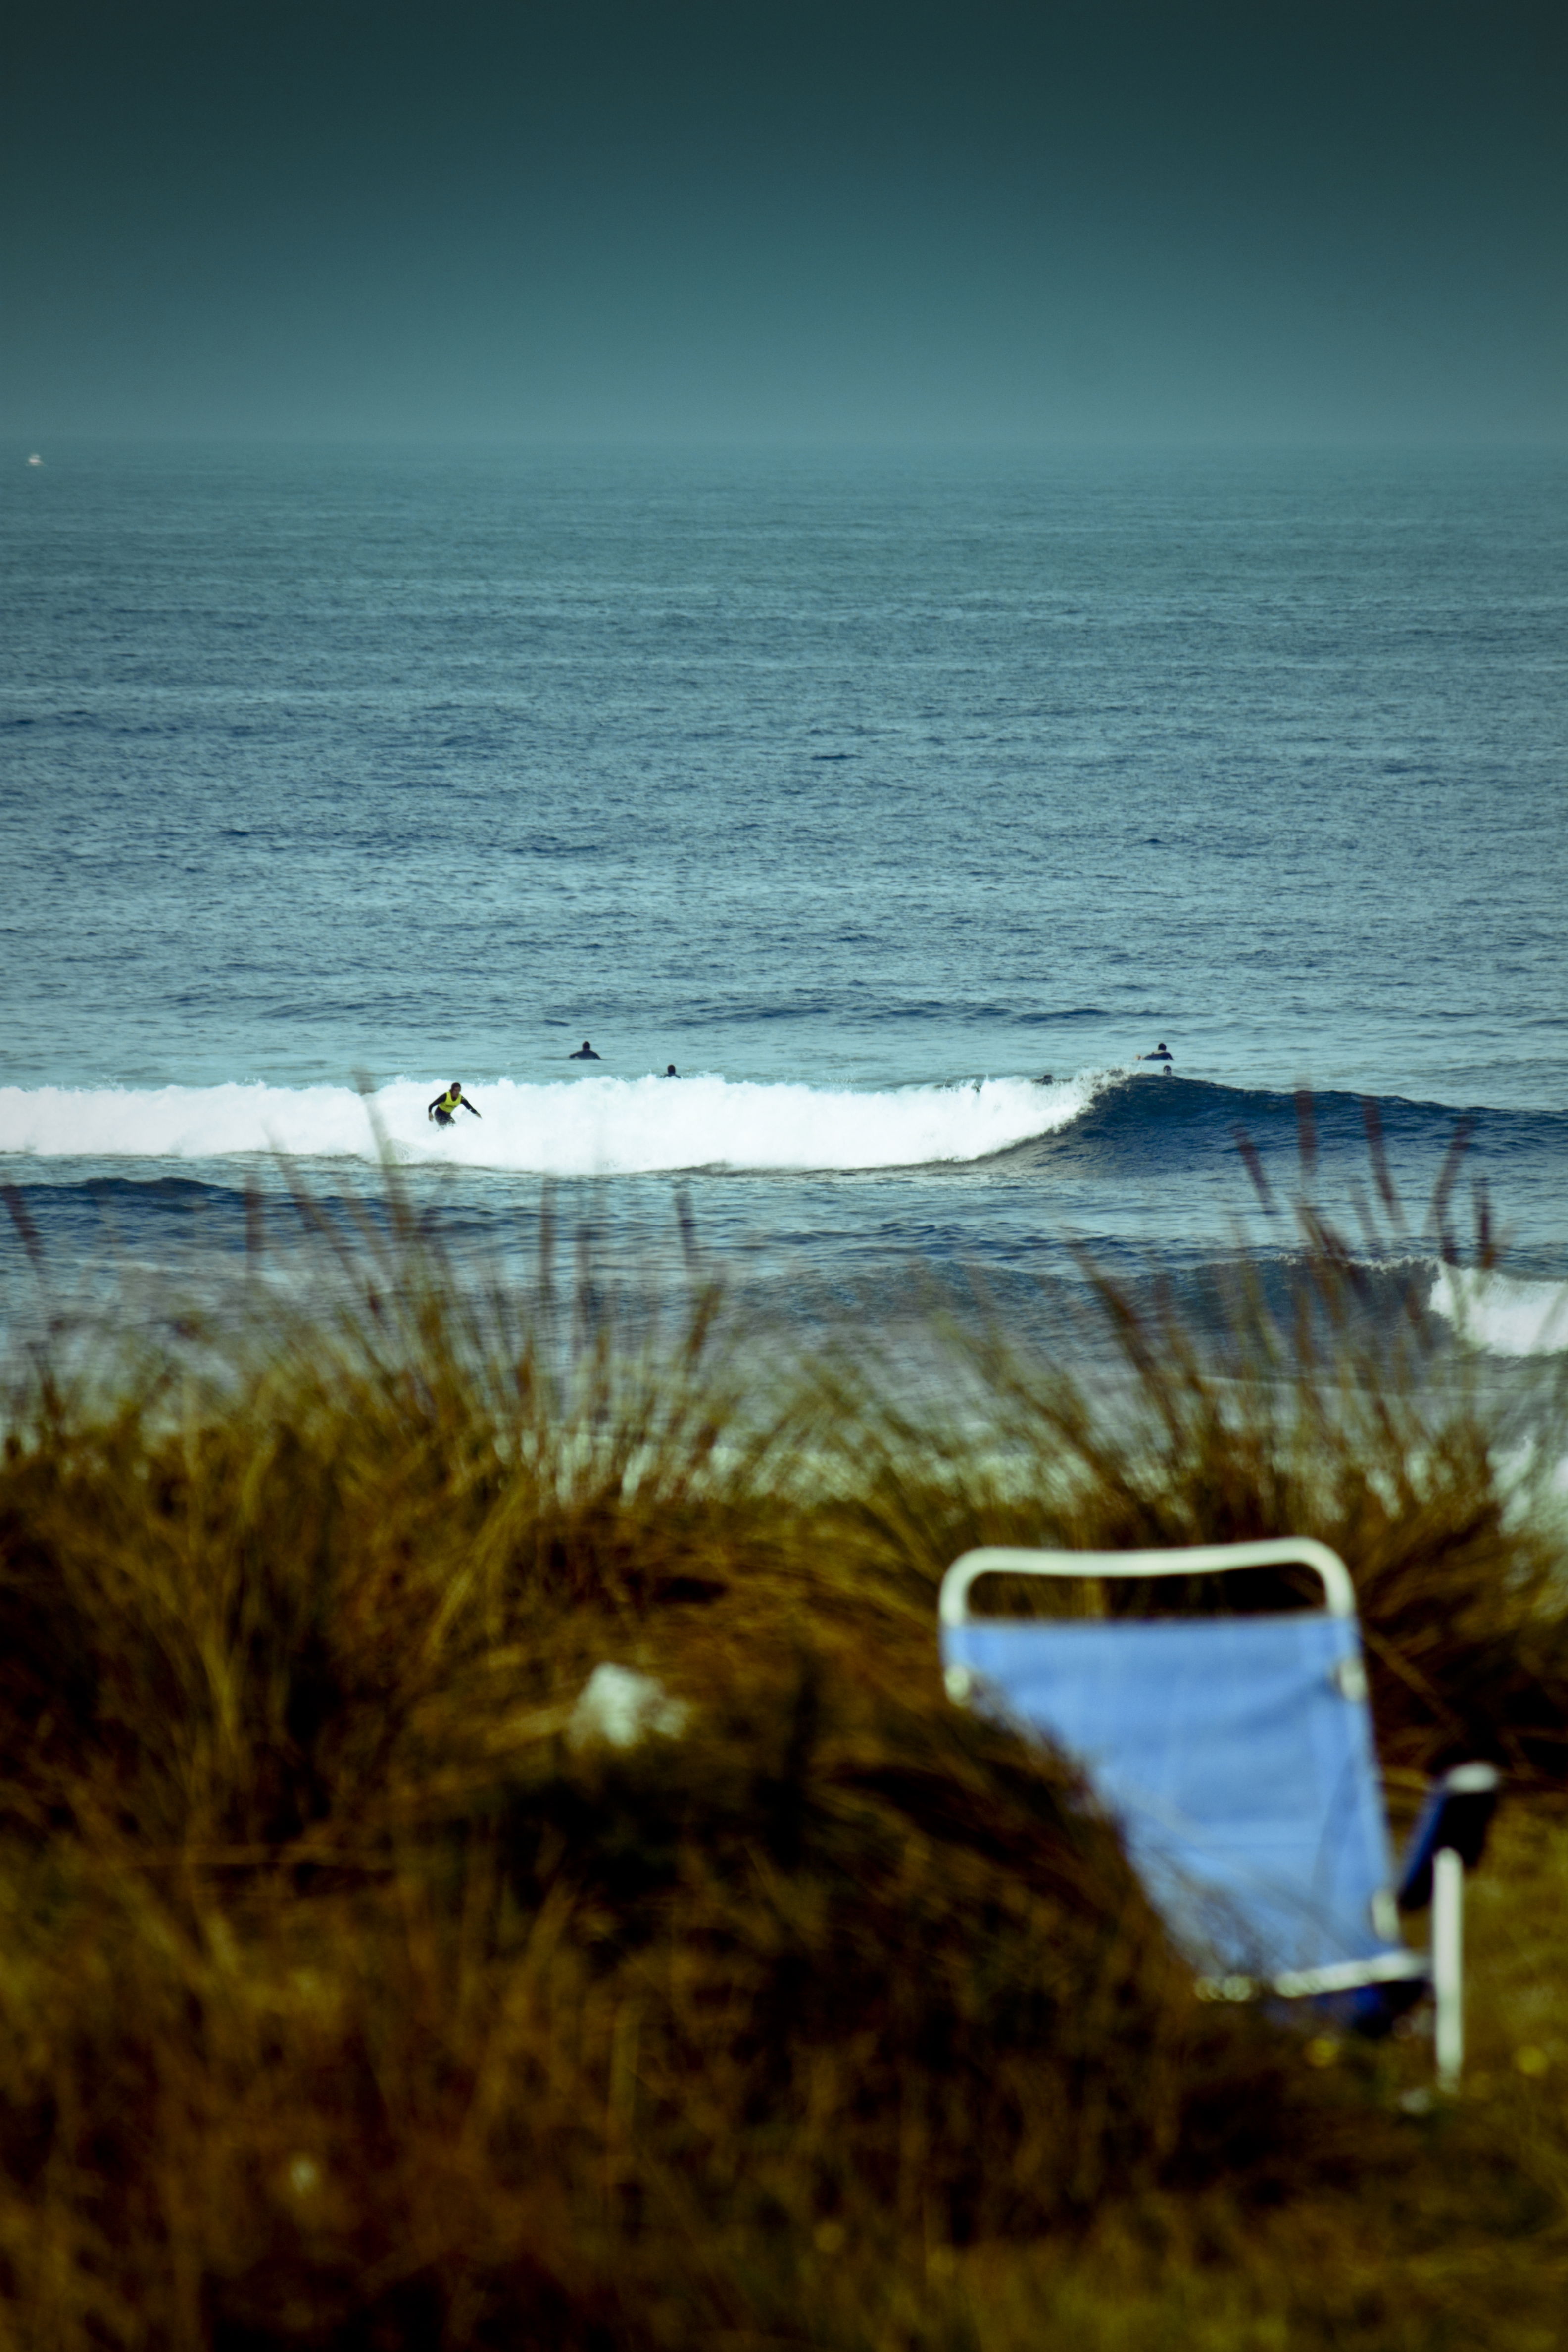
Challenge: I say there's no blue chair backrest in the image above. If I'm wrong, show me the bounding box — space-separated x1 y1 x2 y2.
941 1545 1403 1985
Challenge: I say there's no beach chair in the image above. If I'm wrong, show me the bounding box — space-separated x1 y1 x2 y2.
939 1539 1499 2086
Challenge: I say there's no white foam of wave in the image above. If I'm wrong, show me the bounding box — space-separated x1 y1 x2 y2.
1429 1267 1568 1358
0 1071 1105 1177
1494 1439 1568 1508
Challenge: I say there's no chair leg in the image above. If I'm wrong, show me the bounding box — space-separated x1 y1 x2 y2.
1432 1845 1464 2090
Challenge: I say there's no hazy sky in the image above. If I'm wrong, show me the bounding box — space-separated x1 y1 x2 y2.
3 0 1563 443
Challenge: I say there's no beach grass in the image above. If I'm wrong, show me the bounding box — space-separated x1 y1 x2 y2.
0 1164 1565 2349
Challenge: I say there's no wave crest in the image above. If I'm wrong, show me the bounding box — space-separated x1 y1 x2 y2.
0 1072 1104 1177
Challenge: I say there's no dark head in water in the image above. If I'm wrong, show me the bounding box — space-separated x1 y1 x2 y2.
569 1040 602 1060
663 1064 679 1078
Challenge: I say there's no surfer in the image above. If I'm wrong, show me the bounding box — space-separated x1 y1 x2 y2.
1136 1042 1174 1073
662 1063 679 1078
427 1082 481 1127
569 1040 601 1061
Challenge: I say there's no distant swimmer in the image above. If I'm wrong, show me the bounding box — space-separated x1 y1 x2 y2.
1034 1071 1054 1086
568 1040 601 1061
662 1063 679 1078
1136 1042 1174 1073
428 1081 482 1127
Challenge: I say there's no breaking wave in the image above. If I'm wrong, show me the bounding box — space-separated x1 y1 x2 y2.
1429 1267 1568 1357
0 1072 1107 1177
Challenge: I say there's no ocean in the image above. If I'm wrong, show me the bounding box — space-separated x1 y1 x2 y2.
3 442 1565 1372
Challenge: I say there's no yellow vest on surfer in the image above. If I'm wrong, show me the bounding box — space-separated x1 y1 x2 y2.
427 1082 481 1127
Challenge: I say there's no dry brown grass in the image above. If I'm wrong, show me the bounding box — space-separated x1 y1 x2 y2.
0 1166 1564 2349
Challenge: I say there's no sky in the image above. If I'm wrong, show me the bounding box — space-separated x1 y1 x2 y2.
1 0 1564 445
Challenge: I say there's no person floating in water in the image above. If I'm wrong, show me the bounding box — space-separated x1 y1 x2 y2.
1136 1042 1174 1073
428 1081 482 1127
662 1063 679 1078
568 1040 601 1061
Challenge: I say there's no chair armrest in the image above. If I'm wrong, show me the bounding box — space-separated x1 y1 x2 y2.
1396 1763 1501 1912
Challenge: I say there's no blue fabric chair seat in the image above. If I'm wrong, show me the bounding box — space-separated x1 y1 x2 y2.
944 1610 1404 1987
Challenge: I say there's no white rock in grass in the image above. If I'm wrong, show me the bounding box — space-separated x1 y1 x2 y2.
568 1663 689 1751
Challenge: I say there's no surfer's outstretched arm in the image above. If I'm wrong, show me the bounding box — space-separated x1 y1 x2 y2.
463 1098 482 1117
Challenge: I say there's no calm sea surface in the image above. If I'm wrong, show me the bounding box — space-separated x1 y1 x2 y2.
3 443 1565 1357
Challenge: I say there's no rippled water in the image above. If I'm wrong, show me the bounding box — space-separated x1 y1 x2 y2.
3 443 1565 1350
